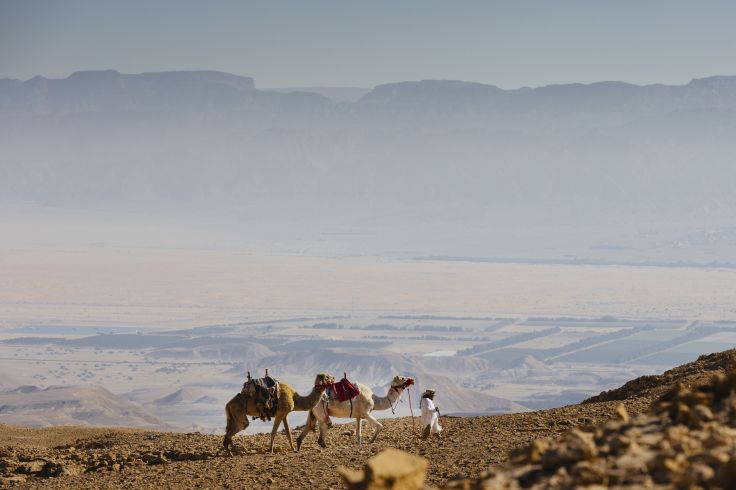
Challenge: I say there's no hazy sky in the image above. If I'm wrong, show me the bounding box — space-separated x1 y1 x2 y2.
1 0 735 88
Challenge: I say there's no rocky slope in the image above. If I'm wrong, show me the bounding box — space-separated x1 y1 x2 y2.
1 349 735 489
448 362 736 489
0 385 165 429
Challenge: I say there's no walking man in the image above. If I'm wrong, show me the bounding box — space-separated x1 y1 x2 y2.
420 388 442 439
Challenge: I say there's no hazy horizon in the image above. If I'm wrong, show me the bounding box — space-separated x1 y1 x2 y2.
3 1 736 88
5 67 736 91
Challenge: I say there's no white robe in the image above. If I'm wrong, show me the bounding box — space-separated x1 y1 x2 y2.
420 397 442 433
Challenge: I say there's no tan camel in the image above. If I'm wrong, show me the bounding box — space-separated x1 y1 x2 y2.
223 372 334 454
296 375 414 449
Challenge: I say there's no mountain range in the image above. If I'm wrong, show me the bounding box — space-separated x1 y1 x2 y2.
2 70 736 226
3 70 736 116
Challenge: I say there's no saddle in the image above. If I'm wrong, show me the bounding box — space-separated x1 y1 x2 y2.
328 376 361 402
241 371 279 422
322 374 361 423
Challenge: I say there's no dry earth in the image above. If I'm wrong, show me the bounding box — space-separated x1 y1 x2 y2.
2 350 734 489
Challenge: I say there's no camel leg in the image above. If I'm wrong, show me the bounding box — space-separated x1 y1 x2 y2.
366 412 384 443
283 415 296 452
223 397 249 455
317 419 329 448
269 414 284 454
356 417 363 445
296 411 315 451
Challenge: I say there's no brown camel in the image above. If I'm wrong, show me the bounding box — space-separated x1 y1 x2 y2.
223 373 334 454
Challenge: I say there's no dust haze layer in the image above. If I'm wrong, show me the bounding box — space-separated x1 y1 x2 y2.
3 69 736 264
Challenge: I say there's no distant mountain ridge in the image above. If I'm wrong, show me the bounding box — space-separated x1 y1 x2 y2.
0 384 167 429
2 69 736 225
0 70 336 116
3 70 736 116
264 86 370 102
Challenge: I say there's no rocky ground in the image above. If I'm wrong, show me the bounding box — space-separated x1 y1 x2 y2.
2 349 735 489
447 358 736 489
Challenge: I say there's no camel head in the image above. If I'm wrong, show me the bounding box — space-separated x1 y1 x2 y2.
390 375 414 390
313 373 335 391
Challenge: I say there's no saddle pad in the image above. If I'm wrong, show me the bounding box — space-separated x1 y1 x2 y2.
252 376 277 389
331 378 360 402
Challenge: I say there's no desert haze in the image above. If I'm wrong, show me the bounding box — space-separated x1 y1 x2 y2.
2 68 736 433
2 70 736 488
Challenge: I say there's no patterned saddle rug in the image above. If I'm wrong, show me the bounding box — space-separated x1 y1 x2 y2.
242 375 279 421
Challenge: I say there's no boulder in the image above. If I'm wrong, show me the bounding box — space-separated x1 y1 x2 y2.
340 448 428 490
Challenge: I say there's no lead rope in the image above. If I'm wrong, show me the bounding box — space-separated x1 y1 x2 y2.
407 387 419 438
389 387 399 415
322 387 330 423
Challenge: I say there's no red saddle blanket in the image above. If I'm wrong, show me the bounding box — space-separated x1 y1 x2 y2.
330 378 360 402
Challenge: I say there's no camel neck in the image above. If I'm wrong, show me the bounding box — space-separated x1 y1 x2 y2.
373 386 403 411
293 386 323 411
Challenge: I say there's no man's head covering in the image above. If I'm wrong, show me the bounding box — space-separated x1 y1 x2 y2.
423 388 436 396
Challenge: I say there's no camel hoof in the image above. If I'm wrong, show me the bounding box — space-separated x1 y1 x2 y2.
318 439 327 448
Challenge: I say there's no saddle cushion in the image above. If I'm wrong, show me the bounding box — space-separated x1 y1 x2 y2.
251 376 277 390
242 376 279 417
330 378 360 402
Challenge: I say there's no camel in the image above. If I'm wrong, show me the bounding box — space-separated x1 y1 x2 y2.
296 375 414 449
223 372 335 454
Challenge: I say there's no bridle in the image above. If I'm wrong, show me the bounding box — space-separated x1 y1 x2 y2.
315 376 336 391
388 377 414 394
389 377 414 414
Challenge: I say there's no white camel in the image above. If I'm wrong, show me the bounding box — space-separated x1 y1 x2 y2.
296 375 414 449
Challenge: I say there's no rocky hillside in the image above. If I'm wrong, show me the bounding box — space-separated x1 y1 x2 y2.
583 348 736 404
447 356 736 489
0 385 165 429
1 349 735 489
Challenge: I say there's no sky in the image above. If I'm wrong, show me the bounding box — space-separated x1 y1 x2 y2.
1 0 735 89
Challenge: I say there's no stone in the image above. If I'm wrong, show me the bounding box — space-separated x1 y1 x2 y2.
614 403 629 423
340 448 428 490
541 429 597 470
15 459 46 474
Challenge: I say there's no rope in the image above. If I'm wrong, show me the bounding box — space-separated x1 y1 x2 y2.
389 387 400 415
407 387 419 438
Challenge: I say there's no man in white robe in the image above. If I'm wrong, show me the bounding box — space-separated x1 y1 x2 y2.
420 388 442 439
